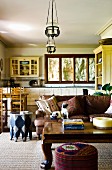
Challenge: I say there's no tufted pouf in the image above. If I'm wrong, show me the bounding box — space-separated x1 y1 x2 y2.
55 142 98 170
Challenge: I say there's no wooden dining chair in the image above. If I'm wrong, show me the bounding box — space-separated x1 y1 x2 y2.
10 87 25 112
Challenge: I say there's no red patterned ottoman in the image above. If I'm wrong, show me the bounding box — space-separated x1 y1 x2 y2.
55 142 98 170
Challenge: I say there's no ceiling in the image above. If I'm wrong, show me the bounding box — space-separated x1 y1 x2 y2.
0 0 112 47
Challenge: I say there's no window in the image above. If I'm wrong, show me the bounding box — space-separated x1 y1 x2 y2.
62 58 73 81
45 54 95 84
48 58 59 81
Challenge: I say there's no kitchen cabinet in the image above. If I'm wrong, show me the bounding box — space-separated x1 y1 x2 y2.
10 57 39 77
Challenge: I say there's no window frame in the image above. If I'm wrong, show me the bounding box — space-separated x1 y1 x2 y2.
44 54 95 84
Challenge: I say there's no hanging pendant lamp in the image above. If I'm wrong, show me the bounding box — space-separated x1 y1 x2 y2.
46 37 56 53
45 0 60 38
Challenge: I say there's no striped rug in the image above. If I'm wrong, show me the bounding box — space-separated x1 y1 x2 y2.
0 133 112 170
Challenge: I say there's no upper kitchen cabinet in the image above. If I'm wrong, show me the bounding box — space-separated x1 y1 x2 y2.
10 57 39 77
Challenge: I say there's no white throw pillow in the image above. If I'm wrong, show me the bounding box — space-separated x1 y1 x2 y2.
35 100 51 115
105 105 112 114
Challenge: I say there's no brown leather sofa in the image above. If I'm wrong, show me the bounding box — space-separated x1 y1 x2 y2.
34 95 112 139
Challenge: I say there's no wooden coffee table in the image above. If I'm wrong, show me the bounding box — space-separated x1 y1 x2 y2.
40 121 112 169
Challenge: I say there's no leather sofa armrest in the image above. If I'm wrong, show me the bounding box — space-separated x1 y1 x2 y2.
35 109 46 118
34 118 45 127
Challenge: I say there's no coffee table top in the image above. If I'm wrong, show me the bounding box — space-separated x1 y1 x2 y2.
42 121 112 143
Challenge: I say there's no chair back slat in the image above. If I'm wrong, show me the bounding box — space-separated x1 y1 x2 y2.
11 87 25 112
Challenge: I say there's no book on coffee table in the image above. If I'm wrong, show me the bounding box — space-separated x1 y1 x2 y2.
63 119 84 130
64 124 84 130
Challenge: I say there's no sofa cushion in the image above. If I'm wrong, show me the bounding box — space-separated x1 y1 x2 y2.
35 100 51 114
36 95 60 113
46 95 59 112
57 96 86 117
55 96 76 102
86 95 111 115
105 98 112 113
105 105 112 114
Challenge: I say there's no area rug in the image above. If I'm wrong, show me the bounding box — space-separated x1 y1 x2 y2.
0 133 112 170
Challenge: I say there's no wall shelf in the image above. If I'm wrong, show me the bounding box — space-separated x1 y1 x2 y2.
94 45 112 90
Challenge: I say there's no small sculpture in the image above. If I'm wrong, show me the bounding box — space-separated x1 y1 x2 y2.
50 111 62 120
61 103 69 119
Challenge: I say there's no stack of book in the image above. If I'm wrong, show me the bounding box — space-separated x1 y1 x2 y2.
63 119 84 130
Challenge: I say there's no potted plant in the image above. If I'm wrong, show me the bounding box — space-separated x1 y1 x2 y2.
102 83 112 95
93 83 112 96
93 91 104 96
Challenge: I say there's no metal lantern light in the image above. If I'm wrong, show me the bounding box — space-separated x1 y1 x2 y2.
46 37 56 53
45 0 60 38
